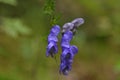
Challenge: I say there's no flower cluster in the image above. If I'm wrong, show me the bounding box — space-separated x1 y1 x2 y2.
60 18 84 75
46 18 84 75
60 31 78 75
46 25 60 57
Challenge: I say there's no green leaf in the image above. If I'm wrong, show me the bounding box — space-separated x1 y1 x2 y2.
1 18 31 37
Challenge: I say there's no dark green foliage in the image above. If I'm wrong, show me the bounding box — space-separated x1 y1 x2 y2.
43 0 60 26
43 0 56 15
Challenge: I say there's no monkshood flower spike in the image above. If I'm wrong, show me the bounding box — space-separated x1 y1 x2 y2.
46 18 84 75
60 30 78 75
46 25 60 57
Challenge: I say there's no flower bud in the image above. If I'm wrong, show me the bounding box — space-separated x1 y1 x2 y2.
71 18 84 28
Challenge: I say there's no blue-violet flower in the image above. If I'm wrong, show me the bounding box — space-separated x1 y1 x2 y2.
61 31 73 51
60 31 78 75
60 45 78 75
46 25 60 57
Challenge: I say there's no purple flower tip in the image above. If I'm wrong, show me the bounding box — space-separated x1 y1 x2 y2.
50 25 60 35
62 23 74 34
62 23 74 30
71 18 84 27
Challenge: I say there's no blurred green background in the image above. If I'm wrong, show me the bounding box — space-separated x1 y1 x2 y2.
0 0 120 80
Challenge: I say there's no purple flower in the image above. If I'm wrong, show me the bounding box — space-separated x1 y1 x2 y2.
61 31 73 50
60 45 78 75
71 18 84 35
60 30 78 75
46 25 60 57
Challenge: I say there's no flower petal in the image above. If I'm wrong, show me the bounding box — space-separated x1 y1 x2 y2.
62 31 73 42
46 41 57 57
70 45 78 54
48 34 58 42
50 25 60 35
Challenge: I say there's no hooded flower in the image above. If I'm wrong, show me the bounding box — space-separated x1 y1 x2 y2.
61 31 73 50
60 30 78 75
46 25 60 57
60 45 78 75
